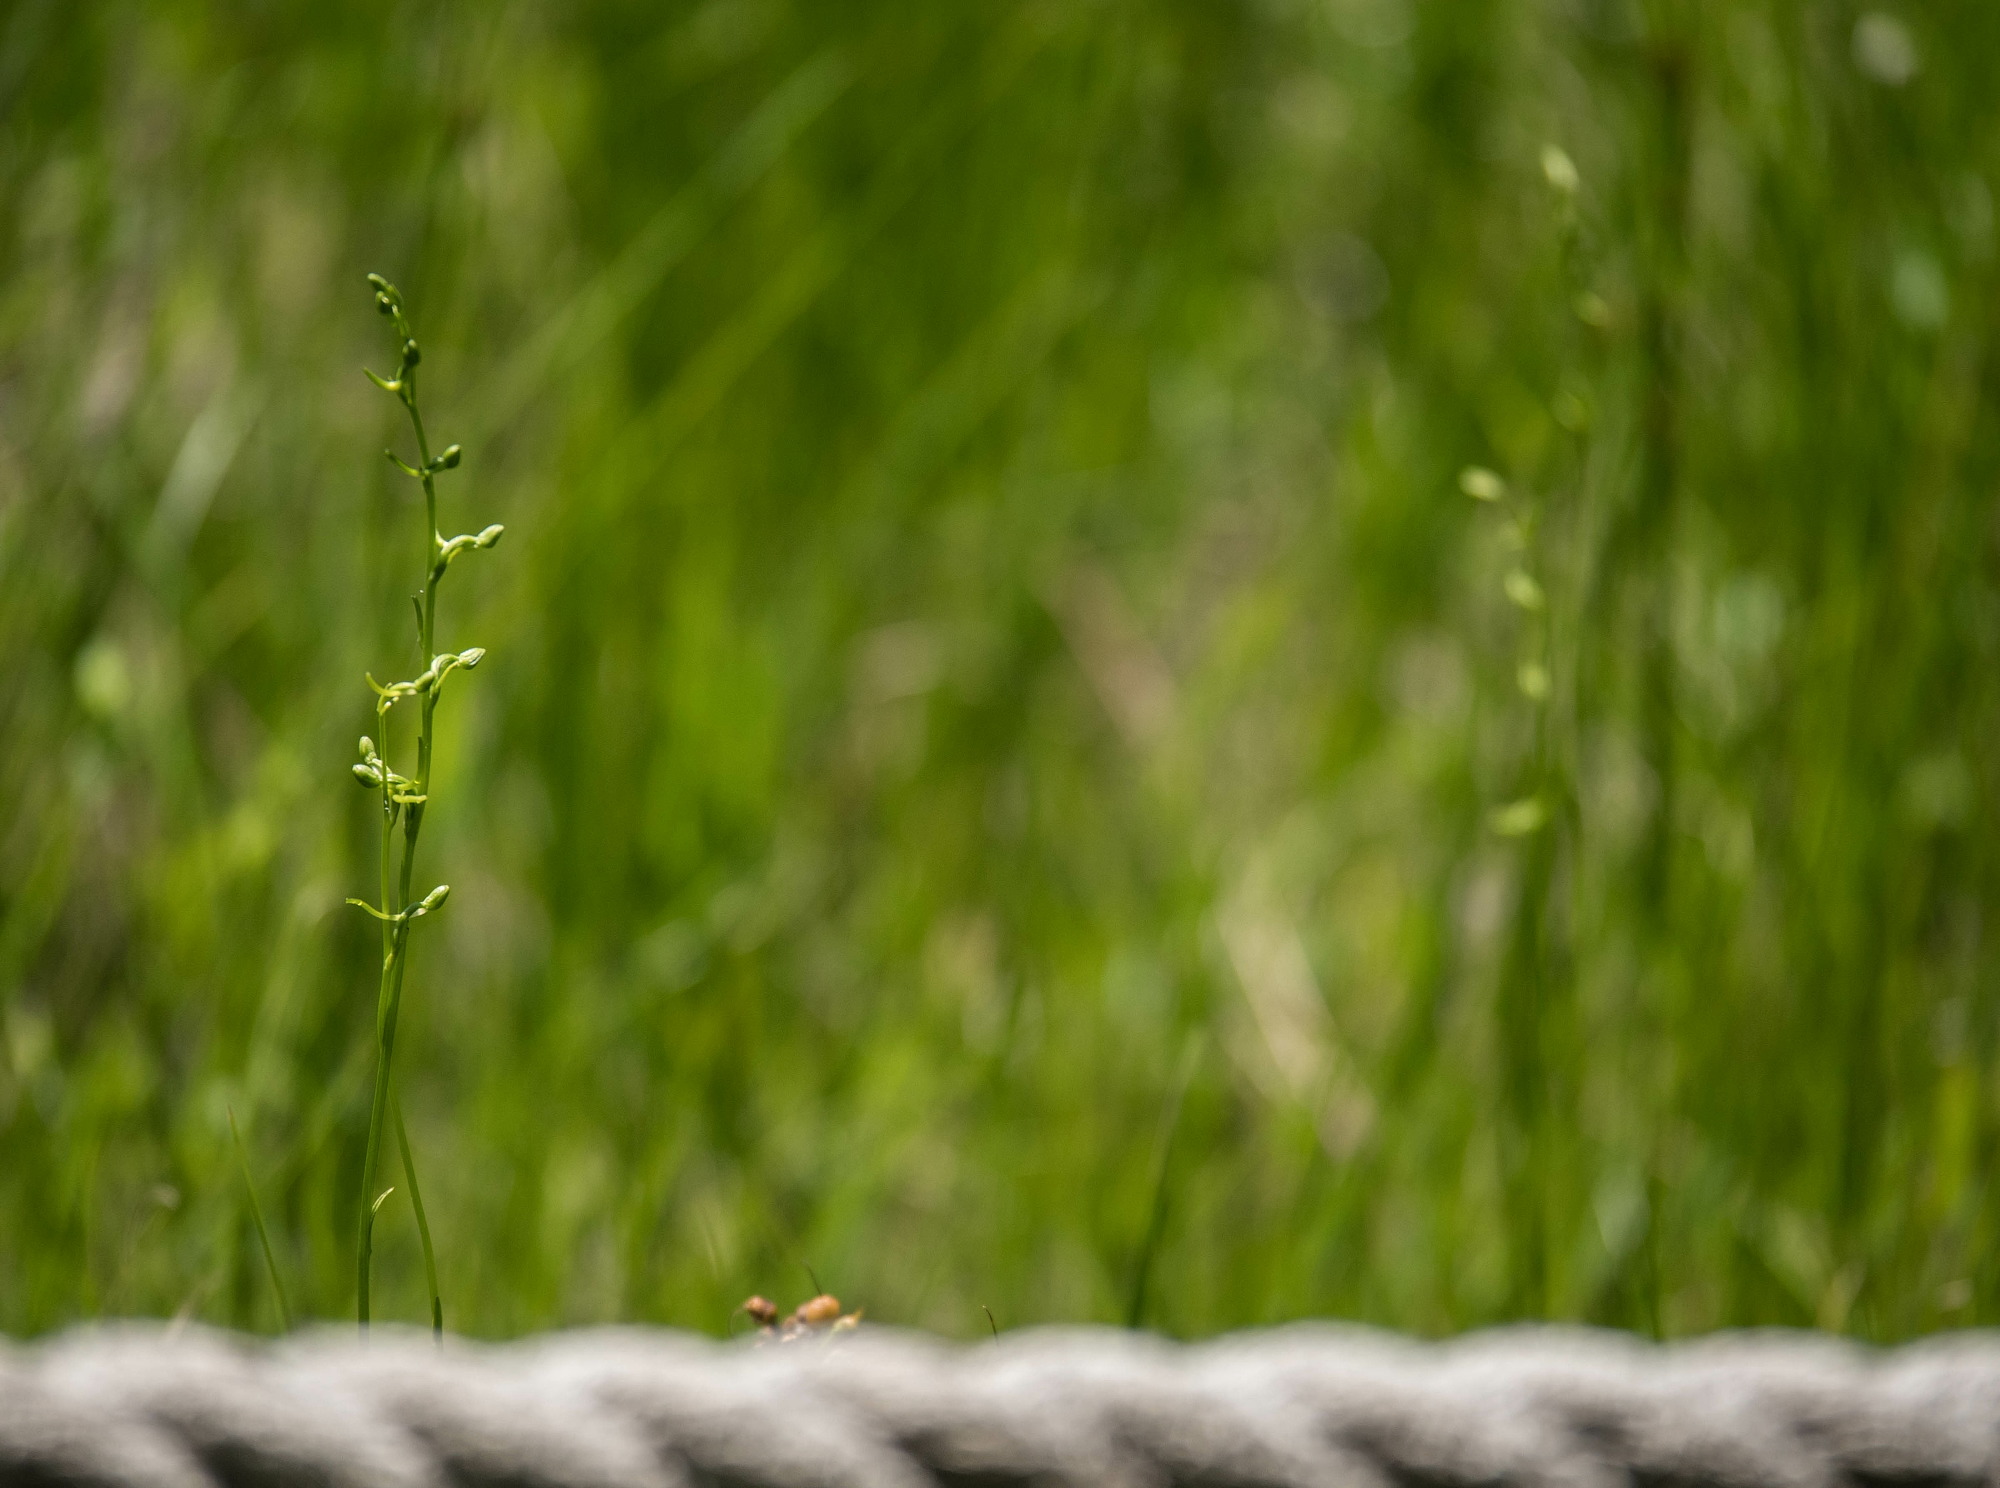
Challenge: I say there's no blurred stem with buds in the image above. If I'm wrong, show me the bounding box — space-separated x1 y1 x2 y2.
349 274 504 1334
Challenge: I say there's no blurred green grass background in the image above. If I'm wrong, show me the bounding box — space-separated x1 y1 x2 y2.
5 0 1999 1341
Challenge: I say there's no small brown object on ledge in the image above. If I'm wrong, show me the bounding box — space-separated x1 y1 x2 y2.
794 1294 842 1327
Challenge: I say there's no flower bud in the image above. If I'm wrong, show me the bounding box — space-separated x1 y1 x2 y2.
475 524 505 548
359 736 375 760
458 647 486 669
417 884 451 914
353 763 379 786
432 445 461 471
402 339 421 367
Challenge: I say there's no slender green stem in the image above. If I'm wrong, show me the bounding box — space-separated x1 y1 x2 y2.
358 704 394 1326
358 285 450 1328
358 918 409 1325
395 1093 443 1340
228 1105 292 1332
353 276 497 1330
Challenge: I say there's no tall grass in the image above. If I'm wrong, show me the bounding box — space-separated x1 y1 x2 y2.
2 1 1998 1341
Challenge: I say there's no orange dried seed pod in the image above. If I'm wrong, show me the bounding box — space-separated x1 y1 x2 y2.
796 1294 842 1326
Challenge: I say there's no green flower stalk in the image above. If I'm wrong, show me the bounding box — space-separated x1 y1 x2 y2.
348 274 502 1333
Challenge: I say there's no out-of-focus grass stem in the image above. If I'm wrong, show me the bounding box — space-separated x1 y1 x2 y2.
396 1094 443 1340
227 1105 291 1332
1126 1036 1201 1330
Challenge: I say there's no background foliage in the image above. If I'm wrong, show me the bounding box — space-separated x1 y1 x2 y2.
5 0 1999 1341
